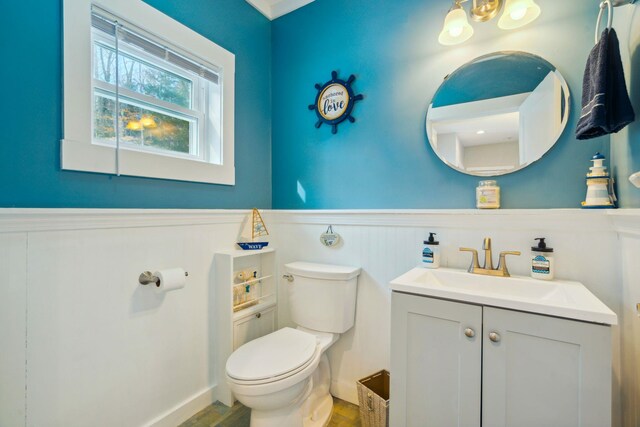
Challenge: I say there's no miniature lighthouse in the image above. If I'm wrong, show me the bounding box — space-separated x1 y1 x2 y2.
582 153 615 208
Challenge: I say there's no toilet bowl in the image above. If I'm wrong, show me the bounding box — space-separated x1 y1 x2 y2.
226 327 338 427
225 262 361 427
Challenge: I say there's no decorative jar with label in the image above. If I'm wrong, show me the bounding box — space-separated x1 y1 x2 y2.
476 180 500 209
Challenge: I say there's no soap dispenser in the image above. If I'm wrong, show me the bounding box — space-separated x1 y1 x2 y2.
531 238 554 280
423 233 441 269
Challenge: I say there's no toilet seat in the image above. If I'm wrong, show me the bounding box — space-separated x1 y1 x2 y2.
227 327 318 383
226 328 325 398
228 347 319 386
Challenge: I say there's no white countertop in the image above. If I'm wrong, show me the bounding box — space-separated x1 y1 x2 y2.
390 267 617 325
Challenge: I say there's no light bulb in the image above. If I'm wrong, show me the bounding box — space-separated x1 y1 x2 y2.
449 25 464 37
498 0 541 30
438 4 474 45
510 6 527 20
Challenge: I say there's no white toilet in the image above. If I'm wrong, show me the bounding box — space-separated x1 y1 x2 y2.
225 261 361 427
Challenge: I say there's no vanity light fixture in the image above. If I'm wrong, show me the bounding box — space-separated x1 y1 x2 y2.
438 0 541 45
438 0 474 45
470 0 503 22
498 0 541 29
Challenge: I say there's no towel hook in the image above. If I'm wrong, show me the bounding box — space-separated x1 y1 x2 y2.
595 0 613 44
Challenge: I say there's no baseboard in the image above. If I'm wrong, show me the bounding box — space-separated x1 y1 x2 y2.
331 379 359 406
145 385 217 427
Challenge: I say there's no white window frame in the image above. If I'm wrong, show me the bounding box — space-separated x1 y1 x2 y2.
62 0 235 185
90 32 206 162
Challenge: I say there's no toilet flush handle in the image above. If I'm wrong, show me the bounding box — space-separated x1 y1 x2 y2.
282 274 294 282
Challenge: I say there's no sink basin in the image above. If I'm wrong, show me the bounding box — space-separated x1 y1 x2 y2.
390 267 617 325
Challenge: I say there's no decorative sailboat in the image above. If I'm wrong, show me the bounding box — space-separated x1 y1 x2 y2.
237 208 270 250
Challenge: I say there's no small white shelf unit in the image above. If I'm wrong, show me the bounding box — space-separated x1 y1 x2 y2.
214 247 277 406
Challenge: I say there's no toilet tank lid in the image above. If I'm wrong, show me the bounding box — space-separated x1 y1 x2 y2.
285 262 361 280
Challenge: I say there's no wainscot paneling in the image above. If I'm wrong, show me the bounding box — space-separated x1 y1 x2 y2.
270 209 640 427
0 233 28 427
0 210 248 427
2 209 640 426
618 230 640 427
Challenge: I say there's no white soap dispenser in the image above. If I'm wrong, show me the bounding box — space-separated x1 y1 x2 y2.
422 233 441 269
531 237 554 280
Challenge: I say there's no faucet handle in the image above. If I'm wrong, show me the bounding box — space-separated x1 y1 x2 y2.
482 237 492 250
460 247 480 272
497 251 521 277
500 251 521 256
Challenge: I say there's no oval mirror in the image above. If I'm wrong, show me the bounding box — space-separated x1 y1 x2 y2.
426 51 570 176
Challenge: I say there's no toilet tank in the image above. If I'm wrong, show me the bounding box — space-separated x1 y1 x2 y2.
285 262 361 333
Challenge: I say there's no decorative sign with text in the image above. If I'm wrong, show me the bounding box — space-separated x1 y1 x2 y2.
308 71 363 134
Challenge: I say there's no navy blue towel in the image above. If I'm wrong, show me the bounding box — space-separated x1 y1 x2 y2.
576 28 635 140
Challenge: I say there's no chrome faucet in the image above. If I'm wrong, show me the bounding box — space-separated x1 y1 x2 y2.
460 238 521 277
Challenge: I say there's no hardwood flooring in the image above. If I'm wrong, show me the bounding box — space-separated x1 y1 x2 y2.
179 397 361 427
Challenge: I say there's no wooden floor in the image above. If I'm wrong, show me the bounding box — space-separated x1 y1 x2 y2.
180 397 361 427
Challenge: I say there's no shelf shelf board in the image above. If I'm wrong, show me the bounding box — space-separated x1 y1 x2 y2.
218 247 275 258
232 274 273 288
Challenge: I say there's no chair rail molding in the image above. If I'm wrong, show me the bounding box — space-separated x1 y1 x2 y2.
0 208 639 235
271 209 640 234
0 209 249 233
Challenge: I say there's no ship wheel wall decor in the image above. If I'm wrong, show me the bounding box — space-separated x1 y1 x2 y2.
308 71 364 134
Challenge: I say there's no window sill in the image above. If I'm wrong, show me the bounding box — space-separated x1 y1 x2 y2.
61 139 235 185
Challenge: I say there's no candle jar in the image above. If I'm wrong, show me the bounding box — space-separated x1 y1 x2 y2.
476 180 500 209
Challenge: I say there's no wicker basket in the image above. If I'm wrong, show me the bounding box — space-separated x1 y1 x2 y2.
356 370 390 427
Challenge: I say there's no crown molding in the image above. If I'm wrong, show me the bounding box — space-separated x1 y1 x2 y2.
246 0 314 20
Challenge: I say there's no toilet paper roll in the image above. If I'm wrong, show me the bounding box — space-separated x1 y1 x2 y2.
153 268 187 292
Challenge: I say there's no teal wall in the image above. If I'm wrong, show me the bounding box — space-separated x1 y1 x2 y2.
3 0 637 209
1 0 271 208
271 0 611 208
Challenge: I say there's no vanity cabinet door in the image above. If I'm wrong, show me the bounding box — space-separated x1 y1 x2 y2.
482 307 612 427
390 292 482 427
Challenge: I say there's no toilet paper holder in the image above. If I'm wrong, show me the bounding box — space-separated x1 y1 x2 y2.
139 270 189 287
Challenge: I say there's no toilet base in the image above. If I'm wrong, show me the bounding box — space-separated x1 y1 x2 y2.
302 353 333 427
303 394 333 427
248 354 334 427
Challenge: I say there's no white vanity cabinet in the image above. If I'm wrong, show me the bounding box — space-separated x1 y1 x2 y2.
390 291 612 427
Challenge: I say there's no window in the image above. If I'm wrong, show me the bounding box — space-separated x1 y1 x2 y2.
63 0 235 184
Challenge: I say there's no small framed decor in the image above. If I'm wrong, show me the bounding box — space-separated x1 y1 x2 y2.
308 71 363 134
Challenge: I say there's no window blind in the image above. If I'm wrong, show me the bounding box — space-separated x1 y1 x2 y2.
91 10 219 85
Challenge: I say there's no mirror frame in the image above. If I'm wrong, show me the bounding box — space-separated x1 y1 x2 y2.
426 51 571 177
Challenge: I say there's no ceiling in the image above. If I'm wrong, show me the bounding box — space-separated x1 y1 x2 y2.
246 0 315 20
432 112 520 147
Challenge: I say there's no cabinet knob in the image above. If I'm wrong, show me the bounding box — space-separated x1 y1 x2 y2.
256 312 262 319
489 331 501 342
464 328 475 338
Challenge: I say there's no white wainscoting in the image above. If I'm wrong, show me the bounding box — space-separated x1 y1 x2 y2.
612 212 640 427
1 209 639 427
0 233 28 427
270 209 640 427
0 210 247 427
